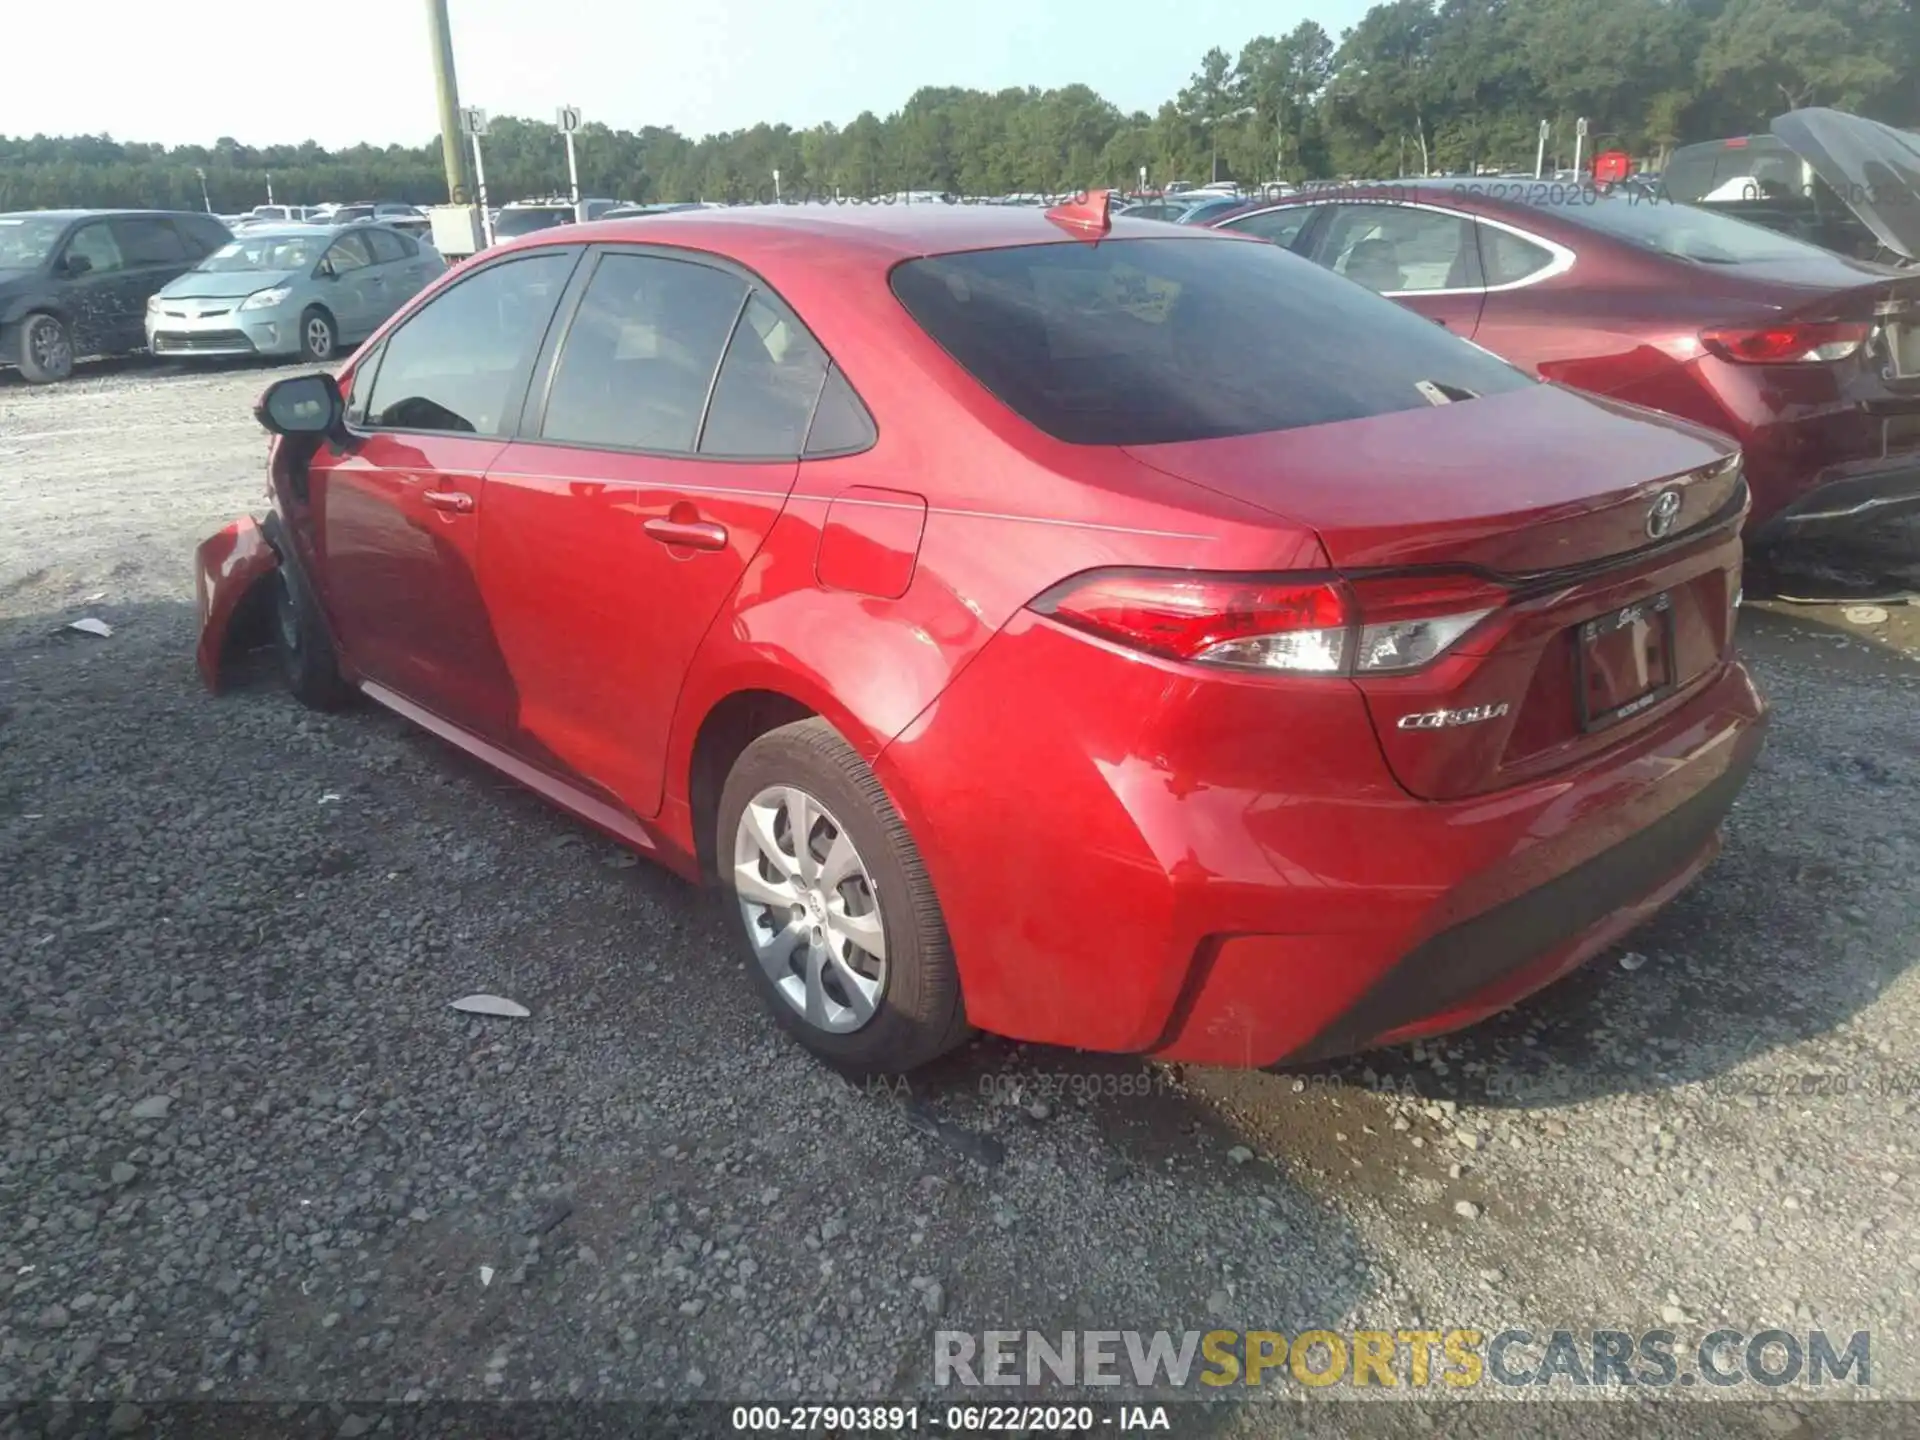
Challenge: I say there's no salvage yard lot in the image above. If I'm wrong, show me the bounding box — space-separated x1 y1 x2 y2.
3 361 1920 1424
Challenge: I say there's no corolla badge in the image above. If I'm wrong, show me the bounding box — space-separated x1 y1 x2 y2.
1646 488 1683 539
1397 702 1511 730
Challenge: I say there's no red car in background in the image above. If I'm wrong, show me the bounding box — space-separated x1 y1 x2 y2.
1207 179 1920 571
195 197 1766 1075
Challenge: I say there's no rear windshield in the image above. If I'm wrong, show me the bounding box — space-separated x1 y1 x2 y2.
1659 138 1797 202
889 236 1533 446
1521 192 1834 264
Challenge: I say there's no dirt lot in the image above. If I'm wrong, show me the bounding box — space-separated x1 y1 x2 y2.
3 359 1919 1431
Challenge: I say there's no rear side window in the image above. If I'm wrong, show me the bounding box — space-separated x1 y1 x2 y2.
178 215 230 258
1479 225 1557 285
699 293 831 458
112 217 191 266
889 236 1532 446
365 228 415 263
540 252 747 453
805 367 877 455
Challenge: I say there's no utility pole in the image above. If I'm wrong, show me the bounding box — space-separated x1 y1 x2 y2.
426 0 470 203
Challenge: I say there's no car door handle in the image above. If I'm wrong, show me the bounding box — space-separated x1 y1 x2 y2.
644 517 728 550
423 490 475 513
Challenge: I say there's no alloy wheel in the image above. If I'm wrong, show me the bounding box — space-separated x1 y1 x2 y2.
305 317 334 359
28 317 71 376
732 785 887 1033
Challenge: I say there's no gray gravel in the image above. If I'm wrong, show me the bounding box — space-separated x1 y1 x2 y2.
2 360 1918 1428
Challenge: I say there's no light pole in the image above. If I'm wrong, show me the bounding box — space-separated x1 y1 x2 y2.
773 168 782 203
425 0 471 203
194 167 210 213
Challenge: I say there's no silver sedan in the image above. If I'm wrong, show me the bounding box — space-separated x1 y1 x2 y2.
145 222 444 362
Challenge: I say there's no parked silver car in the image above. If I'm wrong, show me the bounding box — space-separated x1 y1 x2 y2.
145 222 444 361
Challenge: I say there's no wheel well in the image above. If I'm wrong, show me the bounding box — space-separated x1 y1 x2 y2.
688 690 817 882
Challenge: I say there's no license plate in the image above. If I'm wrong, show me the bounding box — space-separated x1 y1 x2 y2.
1576 591 1675 732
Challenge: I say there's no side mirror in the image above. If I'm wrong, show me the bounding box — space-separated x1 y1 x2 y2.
255 372 344 437
63 253 93 277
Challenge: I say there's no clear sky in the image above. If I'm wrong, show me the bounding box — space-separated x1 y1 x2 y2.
2 0 1368 150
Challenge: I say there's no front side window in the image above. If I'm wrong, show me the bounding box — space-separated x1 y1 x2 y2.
890 235 1532 446
540 252 747 453
62 222 126 276
363 251 574 436
1310 205 1479 293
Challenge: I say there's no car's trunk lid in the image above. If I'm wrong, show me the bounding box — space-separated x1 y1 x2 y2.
1771 107 1920 263
1124 384 1747 799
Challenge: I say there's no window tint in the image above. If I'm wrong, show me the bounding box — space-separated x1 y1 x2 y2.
1525 191 1836 263
804 366 877 455
112 217 192 266
541 252 745 452
326 232 375 273
1479 225 1557 285
700 293 832 458
1311 205 1478 293
889 236 1532 446
364 252 573 436
365 228 414 263
1220 206 1317 247
62 222 125 275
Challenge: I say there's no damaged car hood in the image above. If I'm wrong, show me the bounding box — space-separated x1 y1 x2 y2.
1771 107 1920 261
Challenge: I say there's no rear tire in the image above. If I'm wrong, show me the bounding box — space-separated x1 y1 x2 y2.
15 312 73 383
274 564 352 710
717 719 969 1076
298 307 337 364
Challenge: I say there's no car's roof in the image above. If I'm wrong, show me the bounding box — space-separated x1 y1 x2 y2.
524 201 1254 262
230 222 367 239
0 208 206 223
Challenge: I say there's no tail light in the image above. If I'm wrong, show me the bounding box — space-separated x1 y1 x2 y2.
1028 568 1506 676
1700 321 1868 364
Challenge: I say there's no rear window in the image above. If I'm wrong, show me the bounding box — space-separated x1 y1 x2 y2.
1522 192 1834 264
1659 138 1796 202
888 236 1533 446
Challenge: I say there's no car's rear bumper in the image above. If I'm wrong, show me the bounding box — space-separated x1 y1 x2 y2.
1748 455 1920 546
880 612 1768 1067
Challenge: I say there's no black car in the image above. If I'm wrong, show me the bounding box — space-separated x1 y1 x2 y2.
0 209 233 383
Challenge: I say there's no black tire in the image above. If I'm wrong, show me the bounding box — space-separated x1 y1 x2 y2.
273 562 352 710
15 312 73 383
298 307 338 364
717 718 969 1076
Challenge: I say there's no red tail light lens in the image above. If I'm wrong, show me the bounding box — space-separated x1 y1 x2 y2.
1700 321 1868 364
1029 569 1505 675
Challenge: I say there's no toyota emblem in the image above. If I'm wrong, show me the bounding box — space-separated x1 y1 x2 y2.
1646 489 1683 539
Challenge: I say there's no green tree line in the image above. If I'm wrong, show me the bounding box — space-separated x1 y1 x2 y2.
2 0 1913 212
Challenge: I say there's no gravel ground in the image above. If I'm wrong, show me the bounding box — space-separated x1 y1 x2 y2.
2 360 1919 1433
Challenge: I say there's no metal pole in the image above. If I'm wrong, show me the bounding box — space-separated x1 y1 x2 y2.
1535 121 1550 179
471 134 493 246
426 0 470 203
565 131 581 220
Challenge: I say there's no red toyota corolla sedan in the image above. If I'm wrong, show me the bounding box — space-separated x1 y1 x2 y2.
1207 180 1920 557
194 195 1768 1075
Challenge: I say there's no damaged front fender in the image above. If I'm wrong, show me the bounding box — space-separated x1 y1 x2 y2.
194 515 280 693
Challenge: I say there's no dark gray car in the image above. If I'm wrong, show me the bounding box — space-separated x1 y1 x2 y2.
0 209 233 382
